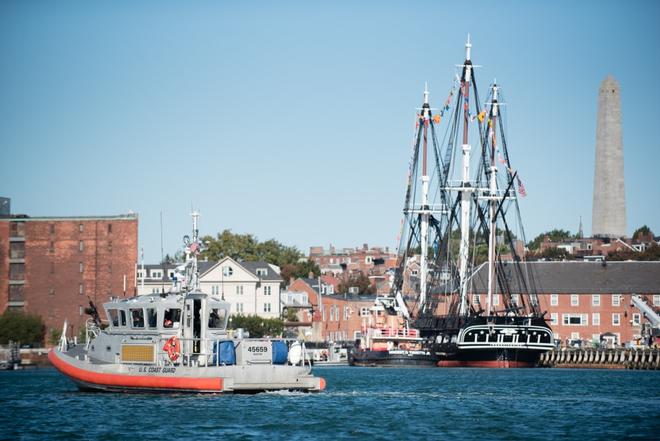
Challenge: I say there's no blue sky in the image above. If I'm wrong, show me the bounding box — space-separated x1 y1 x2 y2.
2 1 659 262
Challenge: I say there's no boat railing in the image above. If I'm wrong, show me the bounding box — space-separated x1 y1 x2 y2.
149 336 311 369
376 328 419 338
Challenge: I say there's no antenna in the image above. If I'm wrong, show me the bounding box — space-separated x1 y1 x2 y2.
160 210 165 295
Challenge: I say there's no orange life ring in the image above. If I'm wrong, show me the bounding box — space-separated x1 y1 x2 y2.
163 336 181 362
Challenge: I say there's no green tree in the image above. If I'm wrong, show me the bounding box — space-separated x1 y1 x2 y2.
48 328 62 346
228 314 284 338
0 310 46 346
201 230 302 266
280 260 321 285
633 225 652 241
337 273 375 295
527 229 573 250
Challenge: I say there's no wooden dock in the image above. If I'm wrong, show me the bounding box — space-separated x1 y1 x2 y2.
539 348 660 370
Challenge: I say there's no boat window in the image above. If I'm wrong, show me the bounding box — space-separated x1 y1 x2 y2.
130 308 145 328
108 309 119 327
208 308 227 329
163 308 181 329
146 308 157 329
119 310 127 327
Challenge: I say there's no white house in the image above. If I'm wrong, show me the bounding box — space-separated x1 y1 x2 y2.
136 257 282 319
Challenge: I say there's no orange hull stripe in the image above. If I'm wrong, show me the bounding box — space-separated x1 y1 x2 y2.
49 350 223 391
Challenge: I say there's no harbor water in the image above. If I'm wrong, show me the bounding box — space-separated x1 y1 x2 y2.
2 367 659 440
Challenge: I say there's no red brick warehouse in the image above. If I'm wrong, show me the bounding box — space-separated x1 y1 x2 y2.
1 204 138 341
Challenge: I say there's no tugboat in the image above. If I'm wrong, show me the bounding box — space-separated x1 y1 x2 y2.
411 36 554 367
349 296 438 367
49 212 325 393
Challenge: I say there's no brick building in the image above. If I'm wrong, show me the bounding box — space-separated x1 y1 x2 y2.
309 244 397 294
469 261 660 346
286 277 375 343
0 209 138 340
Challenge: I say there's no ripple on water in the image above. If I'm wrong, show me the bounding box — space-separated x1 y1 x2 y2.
0 367 659 440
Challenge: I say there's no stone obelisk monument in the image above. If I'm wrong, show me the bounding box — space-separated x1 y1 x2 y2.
592 75 626 238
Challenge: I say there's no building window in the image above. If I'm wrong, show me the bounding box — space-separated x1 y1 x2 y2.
79 223 84 233
473 294 481 305
256 268 267 276
360 307 370 316
79 241 84 252
223 266 233 277
236 285 243 295
9 263 25 280
365 256 373 264
263 303 271 313
562 314 588 326
49 287 55 296
653 295 660 306
49 241 55 253
632 313 641 326
493 295 500 306
612 313 620 326
530 294 539 307
9 285 24 302
592 313 600 325
411 270 418 276
79 262 84 273
79 283 84 295
592 295 600 306
235 303 244 313
570 294 579 306
264 286 271 296
550 313 558 325
50 224 55 234
150 270 162 279
612 295 621 307
108 241 112 252
570 332 580 340
344 306 350 320
108 223 112 233
79 305 83 316
137 270 145 279
511 294 520 306
550 294 558 306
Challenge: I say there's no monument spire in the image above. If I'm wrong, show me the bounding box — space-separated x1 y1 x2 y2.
592 75 626 238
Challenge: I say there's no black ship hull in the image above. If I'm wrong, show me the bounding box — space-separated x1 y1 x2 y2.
436 346 544 368
349 349 439 367
420 315 555 368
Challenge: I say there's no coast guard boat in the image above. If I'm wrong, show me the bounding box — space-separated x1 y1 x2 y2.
49 212 325 393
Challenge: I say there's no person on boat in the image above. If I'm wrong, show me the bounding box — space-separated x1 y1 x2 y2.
208 310 221 328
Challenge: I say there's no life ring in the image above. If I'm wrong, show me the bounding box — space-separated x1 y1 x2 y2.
163 336 181 362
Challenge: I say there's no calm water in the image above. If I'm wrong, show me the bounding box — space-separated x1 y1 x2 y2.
1 367 659 440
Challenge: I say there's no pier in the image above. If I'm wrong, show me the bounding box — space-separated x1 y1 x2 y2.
539 348 660 370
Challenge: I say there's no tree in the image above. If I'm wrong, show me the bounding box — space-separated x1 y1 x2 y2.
280 260 321 285
0 310 46 346
48 328 62 346
337 273 375 295
633 225 653 241
529 247 573 261
200 229 319 286
527 229 573 250
228 314 284 338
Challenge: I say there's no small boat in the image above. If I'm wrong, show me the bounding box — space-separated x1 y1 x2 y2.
49 212 325 393
349 297 439 367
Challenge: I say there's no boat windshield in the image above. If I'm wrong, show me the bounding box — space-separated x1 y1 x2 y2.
208 308 227 329
163 308 181 329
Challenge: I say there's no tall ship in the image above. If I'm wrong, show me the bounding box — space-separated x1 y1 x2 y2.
404 36 554 367
49 212 325 393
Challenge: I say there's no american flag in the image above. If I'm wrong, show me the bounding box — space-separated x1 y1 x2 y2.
517 175 527 197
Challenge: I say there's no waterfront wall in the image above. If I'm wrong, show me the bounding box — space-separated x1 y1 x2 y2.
539 348 660 370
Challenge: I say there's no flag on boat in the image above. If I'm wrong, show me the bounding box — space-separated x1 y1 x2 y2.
517 175 527 197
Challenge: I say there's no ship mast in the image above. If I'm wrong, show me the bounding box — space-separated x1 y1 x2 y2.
486 83 499 316
458 34 474 316
419 82 431 311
